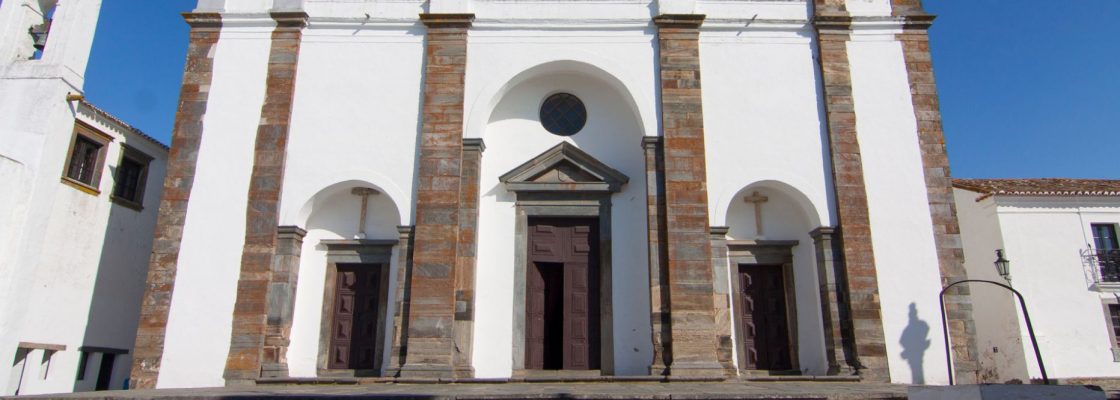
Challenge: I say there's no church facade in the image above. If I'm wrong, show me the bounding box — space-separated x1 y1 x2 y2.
131 0 980 388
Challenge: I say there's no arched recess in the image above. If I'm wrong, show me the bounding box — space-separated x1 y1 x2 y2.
716 180 830 376
284 180 409 379
290 175 409 228
718 180 823 235
470 58 654 377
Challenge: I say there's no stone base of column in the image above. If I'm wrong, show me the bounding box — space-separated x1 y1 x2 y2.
398 365 455 379
649 364 670 376
224 378 257 387
453 366 475 379
668 361 727 378
826 364 857 376
260 363 289 379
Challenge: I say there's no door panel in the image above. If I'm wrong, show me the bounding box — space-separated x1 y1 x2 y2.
738 264 792 371
328 264 381 370
564 261 590 370
527 218 600 371
526 261 547 370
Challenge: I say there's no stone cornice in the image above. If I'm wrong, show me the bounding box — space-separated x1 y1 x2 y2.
813 14 935 31
272 11 310 29
463 138 486 152
420 13 476 29
900 13 936 30
182 12 222 29
653 14 705 29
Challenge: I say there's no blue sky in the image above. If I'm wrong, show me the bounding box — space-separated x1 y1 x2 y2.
84 1 1119 179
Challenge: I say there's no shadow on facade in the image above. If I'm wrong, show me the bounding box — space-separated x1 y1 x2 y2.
76 163 158 391
899 302 931 384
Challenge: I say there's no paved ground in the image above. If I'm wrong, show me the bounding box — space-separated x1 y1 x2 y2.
9 381 910 399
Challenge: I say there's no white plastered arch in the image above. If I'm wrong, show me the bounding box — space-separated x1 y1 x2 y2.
464 56 655 140
286 170 409 228
716 179 824 231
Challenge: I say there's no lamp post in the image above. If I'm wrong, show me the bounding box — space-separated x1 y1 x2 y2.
938 249 1049 385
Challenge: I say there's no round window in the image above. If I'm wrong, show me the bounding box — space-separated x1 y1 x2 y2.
539 93 586 136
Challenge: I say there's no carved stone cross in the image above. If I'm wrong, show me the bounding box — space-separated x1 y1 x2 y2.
351 187 380 239
743 191 768 237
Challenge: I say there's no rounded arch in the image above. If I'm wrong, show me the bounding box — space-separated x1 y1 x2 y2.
293 177 405 229
719 179 823 232
464 57 653 140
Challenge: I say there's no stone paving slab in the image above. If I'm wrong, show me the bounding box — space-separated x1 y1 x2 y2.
8 382 910 400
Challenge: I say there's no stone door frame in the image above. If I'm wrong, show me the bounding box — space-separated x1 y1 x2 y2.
499 142 629 377
513 199 613 376
727 240 801 375
317 239 395 377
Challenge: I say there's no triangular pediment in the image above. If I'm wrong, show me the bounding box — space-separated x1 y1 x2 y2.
500 142 629 193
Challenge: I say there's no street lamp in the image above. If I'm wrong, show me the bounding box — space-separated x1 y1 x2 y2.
994 249 1011 280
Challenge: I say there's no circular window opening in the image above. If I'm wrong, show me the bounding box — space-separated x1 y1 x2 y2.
539 93 586 136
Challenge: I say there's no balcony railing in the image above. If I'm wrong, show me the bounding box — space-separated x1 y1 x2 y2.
1083 248 1120 284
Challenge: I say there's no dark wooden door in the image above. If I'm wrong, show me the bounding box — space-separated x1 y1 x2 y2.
94 353 116 390
526 218 599 370
738 264 792 370
328 264 381 370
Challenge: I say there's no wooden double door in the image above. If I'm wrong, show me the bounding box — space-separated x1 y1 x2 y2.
737 264 793 371
526 217 601 370
327 263 382 370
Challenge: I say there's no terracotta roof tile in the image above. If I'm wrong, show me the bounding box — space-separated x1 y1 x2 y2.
953 178 1120 200
78 100 169 151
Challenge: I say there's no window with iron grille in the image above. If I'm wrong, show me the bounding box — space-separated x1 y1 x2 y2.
62 122 111 192
539 93 586 136
1094 224 1120 283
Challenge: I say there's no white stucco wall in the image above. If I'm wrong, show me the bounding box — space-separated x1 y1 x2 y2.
277 17 425 378
697 13 836 375
156 21 273 389
154 0 964 385
847 29 949 384
953 188 1029 383
992 196 1120 379
0 107 167 395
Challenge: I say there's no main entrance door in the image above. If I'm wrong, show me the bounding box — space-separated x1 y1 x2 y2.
526 217 600 370
737 264 792 371
327 263 382 370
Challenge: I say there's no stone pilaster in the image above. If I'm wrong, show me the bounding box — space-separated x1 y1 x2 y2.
385 225 415 377
810 227 855 376
129 12 222 390
812 5 891 381
894 3 979 384
709 226 735 374
453 138 484 377
642 137 671 376
400 13 474 379
653 14 725 378
261 226 307 378
224 12 308 385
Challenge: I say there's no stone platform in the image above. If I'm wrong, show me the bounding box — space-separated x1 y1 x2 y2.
11 381 909 399
13 381 1118 400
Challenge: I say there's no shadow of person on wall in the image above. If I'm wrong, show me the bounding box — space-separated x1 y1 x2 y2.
900 302 931 384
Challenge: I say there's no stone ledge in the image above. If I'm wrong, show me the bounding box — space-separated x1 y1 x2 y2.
909 384 1105 400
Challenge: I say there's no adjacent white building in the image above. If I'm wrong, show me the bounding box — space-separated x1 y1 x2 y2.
955 179 1120 384
0 0 169 395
